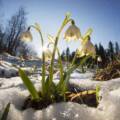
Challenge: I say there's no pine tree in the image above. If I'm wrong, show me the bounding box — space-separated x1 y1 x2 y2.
98 43 107 67
95 44 99 55
108 41 114 61
115 42 119 55
61 51 65 61
66 47 70 62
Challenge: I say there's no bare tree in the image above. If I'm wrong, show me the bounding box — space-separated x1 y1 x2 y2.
0 7 36 58
0 1 5 52
0 27 5 52
5 7 26 55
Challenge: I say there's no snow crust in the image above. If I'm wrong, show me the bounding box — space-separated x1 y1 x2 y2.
0 53 42 78
0 54 120 120
0 73 120 120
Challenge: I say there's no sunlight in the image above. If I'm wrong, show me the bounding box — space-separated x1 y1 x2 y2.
0 0 120 120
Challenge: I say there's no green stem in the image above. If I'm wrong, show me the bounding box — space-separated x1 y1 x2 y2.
39 31 46 96
71 52 77 66
49 17 72 85
29 25 46 95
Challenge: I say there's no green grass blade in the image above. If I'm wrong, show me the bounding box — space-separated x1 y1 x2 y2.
44 76 50 99
57 49 64 89
54 48 68 101
41 49 46 96
49 15 71 87
19 69 39 100
61 65 77 98
63 56 90 84
0 103 10 120
96 85 100 103
80 56 91 66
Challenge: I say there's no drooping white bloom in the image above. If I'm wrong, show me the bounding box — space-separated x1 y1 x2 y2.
64 23 81 41
76 36 96 58
97 56 102 62
43 47 52 61
44 48 52 61
20 30 33 42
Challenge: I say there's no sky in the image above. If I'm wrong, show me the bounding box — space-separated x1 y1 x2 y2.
1 0 120 55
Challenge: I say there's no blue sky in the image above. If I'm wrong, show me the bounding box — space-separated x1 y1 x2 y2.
1 0 120 54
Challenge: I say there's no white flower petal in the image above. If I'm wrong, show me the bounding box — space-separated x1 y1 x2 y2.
97 56 102 62
64 24 81 41
77 39 96 58
20 31 33 42
44 48 52 61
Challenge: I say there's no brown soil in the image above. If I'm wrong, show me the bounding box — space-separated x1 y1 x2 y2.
22 90 98 110
94 60 120 81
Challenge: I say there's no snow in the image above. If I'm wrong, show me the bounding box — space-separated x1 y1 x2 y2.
0 74 120 120
0 54 42 78
0 55 120 120
98 87 120 120
0 62 34 78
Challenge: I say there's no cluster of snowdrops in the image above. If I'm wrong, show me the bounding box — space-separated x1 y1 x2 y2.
19 13 97 105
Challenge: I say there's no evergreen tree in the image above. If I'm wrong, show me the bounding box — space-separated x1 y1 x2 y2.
108 41 114 61
61 51 65 61
98 43 107 67
71 51 75 61
95 44 99 55
66 47 70 61
115 42 119 55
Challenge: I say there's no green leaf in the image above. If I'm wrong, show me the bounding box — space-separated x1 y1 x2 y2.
0 103 10 120
43 76 50 99
41 62 46 96
45 76 49 91
80 56 91 66
62 56 91 95
56 49 64 90
96 85 100 103
49 14 71 88
50 81 57 94
19 68 39 100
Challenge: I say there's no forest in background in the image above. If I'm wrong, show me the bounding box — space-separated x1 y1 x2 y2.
0 7 120 68
61 41 120 68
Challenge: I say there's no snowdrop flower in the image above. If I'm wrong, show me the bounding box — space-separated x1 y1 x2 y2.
43 47 52 61
97 56 102 62
64 20 81 41
20 28 33 42
76 35 96 58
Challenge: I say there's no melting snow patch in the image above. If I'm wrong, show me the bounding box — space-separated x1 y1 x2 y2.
0 70 120 119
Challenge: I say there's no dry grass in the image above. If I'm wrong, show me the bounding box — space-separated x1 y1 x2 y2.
94 60 120 81
22 90 97 110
